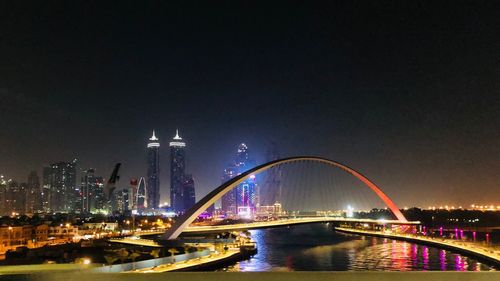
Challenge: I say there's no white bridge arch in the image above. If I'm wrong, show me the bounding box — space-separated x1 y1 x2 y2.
163 156 407 240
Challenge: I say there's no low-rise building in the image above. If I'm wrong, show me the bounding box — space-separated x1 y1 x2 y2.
82 222 118 231
48 224 79 241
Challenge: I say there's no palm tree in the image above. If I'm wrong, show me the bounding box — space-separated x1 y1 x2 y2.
116 248 130 264
149 249 161 267
104 255 119 272
168 248 180 262
129 251 141 270
150 249 161 259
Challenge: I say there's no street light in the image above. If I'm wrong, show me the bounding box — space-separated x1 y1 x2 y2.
7 227 13 249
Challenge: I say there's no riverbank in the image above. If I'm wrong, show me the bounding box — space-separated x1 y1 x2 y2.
335 227 500 267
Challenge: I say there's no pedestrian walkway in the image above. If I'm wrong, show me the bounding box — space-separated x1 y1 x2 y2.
335 227 500 265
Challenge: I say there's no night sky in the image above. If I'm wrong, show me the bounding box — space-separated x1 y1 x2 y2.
1 1 499 208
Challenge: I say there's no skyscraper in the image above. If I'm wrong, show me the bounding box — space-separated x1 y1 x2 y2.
129 178 138 210
80 168 105 213
43 160 77 212
114 188 130 213
147 130 160 209
221 166 238 215
170 130 186 213
0 175 8 216
182 174 196 212
221 143 258 216
6 180 21 214
41 167 51 212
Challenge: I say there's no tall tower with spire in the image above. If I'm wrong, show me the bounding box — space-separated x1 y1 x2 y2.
147 130 160 209
170 129 187 213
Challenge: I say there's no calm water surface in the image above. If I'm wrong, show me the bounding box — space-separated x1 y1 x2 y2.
225 223 496 271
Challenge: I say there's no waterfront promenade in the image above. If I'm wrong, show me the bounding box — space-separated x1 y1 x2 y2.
130 249 241 272
335 227 500 265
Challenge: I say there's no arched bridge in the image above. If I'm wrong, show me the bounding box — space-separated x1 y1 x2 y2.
163 156 408 240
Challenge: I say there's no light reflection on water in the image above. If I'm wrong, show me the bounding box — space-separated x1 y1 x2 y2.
225 223 496 272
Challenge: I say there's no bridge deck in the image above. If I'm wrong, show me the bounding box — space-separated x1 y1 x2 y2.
182 217 419 234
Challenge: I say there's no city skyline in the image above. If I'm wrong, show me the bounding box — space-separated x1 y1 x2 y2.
1 2 499 208
0 126 498 209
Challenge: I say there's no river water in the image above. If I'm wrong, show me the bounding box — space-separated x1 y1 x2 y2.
223 223 496 271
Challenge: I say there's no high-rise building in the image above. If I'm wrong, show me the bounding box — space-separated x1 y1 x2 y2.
0 175 8 216
41 167 51 212
221 143 258 216
182 174 196 212
114 188 130 213
5 180 20 215
129 178 138 210
136 177 147 210
170 130 186 213
221 167 238 215
80 169 105 213
16 182 28 214
27 171 41 213
147 130 160 209
43 160 77 212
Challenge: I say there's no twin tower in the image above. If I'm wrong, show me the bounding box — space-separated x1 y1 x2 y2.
146 130 195 213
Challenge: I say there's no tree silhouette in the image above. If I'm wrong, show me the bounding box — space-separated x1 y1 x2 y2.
168 248 180 262
104 255 119 272
116 248 130 264
129 251 141 270
150 249 161 259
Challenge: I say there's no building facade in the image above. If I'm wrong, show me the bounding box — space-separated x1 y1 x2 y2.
182 174 196 212
0 176 7 216
221 143 259 217
169 130 186 213
147 130 160 209
42 160 77 213
114 188 130 213
80 168 105 213
27 171 41 213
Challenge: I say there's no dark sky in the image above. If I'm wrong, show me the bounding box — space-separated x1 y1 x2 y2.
1 1 499 208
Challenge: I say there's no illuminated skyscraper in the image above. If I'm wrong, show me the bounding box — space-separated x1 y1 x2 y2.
170 130 186 213
221 143 258 216
221 166 237 215
80 168 105 213
43 160 77 212
182 174 196 212
0 175 7 216
147 130 160 209
114 188 130 213
129 178 138 210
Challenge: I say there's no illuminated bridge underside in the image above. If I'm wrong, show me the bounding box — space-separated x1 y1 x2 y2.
182 217 420 235
163 156 408 240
